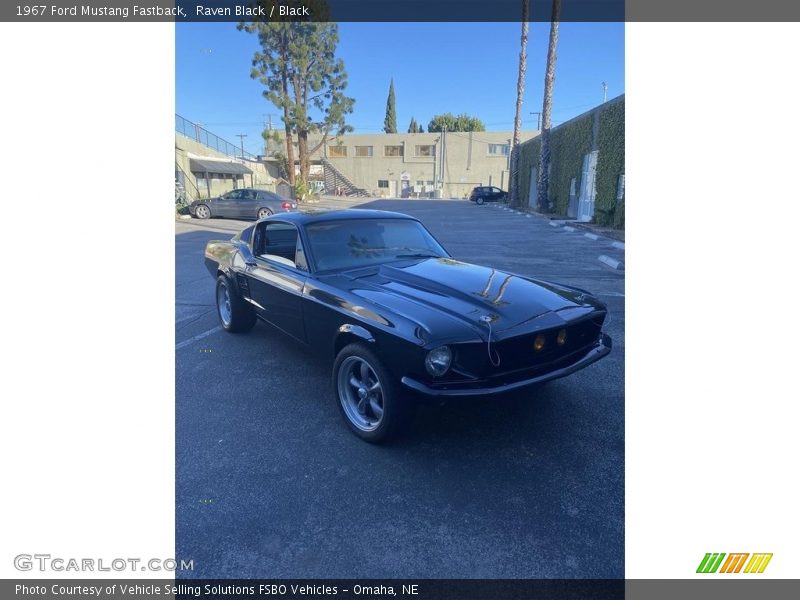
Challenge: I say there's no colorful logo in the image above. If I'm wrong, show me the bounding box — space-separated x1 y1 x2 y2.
696 553 773 574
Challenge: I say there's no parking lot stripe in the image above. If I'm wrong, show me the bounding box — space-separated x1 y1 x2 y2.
176 326 222 350
598 255 624 270
584 233 599 240
563 226 576 232
612 241 625 250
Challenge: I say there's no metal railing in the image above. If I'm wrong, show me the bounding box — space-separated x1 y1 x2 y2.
175 114 257 160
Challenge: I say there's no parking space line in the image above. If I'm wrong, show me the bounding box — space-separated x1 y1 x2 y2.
176 326 222 350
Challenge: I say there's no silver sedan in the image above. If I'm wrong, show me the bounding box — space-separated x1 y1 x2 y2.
190 189 297 220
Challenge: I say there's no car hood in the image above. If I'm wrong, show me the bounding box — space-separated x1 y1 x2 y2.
336 258 604 343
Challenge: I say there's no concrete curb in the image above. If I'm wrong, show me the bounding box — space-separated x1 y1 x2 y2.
598 255 624 270
548 221 561 227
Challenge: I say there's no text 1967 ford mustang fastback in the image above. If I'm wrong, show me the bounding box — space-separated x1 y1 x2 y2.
205 209 611 442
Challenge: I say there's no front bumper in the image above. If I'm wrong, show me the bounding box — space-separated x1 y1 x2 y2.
401 333 612 397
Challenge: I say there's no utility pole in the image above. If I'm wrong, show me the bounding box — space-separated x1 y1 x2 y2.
236 133 248 158
439 127 447 198
263 114 274 155
602 81 608 103
530 111 542 130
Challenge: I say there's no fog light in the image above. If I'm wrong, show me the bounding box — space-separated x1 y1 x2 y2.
533 334 546 352
557 329 567 346
425 346 452 377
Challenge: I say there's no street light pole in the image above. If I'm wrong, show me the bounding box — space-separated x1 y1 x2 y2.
602 82 608 103
530 112 542 130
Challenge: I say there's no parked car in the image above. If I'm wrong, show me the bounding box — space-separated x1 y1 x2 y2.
469 186 508 204
190 188 297 220
204 209 611 442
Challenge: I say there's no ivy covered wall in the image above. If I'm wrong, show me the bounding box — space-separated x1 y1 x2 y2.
595 100 625 228
517 95 625 228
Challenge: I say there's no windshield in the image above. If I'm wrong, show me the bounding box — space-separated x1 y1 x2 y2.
305 218 448 271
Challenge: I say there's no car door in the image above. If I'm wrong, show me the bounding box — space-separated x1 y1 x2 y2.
215 190 241 217
235 189 258 219
246 220 308 342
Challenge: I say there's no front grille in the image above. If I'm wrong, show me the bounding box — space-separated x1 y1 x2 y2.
452 313 605 377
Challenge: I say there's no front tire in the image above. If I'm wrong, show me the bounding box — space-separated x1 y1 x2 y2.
215 275 256 333
333 343 404 443
476 197 484 205
195 204 211 219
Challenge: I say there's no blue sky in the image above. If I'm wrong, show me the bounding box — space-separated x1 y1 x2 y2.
176 22 624 156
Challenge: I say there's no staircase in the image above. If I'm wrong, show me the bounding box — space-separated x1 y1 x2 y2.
321 158 370 197
175 162 203 204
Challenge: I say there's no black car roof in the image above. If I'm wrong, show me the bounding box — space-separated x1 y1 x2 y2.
268 208 419 225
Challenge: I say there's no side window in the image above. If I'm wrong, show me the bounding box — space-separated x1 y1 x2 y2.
254 222 300 268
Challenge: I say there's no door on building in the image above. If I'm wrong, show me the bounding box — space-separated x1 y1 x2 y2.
577 151 599 222
528 166 538 208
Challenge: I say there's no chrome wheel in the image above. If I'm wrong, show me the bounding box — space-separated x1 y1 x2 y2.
257 207 272 219
337 356 384 432
216 281 232 327
196 204 210 219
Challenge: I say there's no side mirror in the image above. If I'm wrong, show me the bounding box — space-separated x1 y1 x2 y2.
238 241 257 267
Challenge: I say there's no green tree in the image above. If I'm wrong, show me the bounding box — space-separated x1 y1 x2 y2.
407 117 418 133
427 112 485 132
537 0 561 211
240 6 354 187
509 0 529 208
418 122 425 133
384 79 397 133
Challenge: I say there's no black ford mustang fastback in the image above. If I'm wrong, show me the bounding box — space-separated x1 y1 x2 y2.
205 209 611 442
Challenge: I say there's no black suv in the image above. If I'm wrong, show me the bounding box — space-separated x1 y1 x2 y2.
469 186 508 204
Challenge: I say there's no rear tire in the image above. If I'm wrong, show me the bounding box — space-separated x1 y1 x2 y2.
257 207 273 220
476 197 484 205
333 343 405 443
215 275 256 333
195 204 211 219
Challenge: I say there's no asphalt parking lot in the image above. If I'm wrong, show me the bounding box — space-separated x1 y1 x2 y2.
175 198 624 578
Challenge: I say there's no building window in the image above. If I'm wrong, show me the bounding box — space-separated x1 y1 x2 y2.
415 145 435 157
488 143 510 156
377 180 389 188
354 145 373 157
328 145 347 158
384 145 403 157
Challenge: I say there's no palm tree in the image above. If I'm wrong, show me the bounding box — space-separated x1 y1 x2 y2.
509 0 529 208
537 0 561 212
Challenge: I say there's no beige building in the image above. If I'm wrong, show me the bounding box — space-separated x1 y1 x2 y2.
308 130 538 199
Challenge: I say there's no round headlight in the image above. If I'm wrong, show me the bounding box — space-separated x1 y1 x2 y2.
556 329 567 346
425 345 452 377
533 334 546 352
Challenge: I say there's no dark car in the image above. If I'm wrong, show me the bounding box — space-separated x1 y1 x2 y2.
469 186 508 204
204 209 611 442
190 188 297 220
